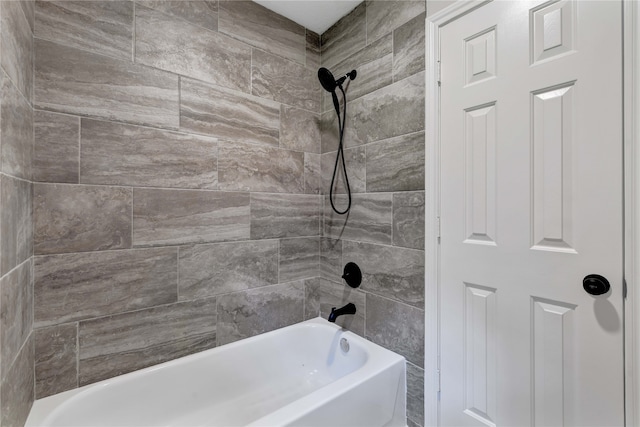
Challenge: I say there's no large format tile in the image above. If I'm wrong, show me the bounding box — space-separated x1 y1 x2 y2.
80 119 218 189
79 298 217 385
366 0 425 44
218 142 304 193
34 248 178 327
217 282 303 345
0 176 32 275
133 189 250 247
136 5 251 92
35 39 179 129
322 33 392 112
349 72 425 146
35 1 133 60
33 184 132 255
321 2 366 71
0 260 32 380
1 72 33 180
180 77 280 147
366 131 425 192
304 153 321 195
324 193 392 245
343 241 424 308
35 324 78 398
304 277 365 335
33 111 79 183
250 193 320 239
279 237 319 282
178 240 278 300
320 237 342 283
365 294 424 366
393 191 425 250
137 1 218 32
280 105 321 153
322 146 366 194
1 0 33 102
20 0 35 33
407 362 425 426
306 30 321 70
393 13 426 81
219 1 305 65
252 49 320 112
0 335 34 427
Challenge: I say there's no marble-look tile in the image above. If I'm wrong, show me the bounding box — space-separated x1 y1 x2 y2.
322 146 366 194
366 131 425 192
33 183 132 255
306 30 321 70
324 193 392 245
343 240 424 307
0 260 32 379
279 237 319 282
250 193 320 239
1 72 33 180
393 13 426 81
365 293 424 366
0 176 32 275
252 49 321 112
80 119 218 189
218 142 304 193
133 189 250 247
1 0 33 102
304 277 365 335
137 1 218 31
321 2 366 71
180 77 280 148
35 324 78 398
219 1 305 64
304 153 321 195
217 282 303 345
407 417 422 427
34 111 79 183
35 39 179 129
322 34 392 112
136 5 250 93
320 109 340 153
393 191 425 250
349 72 425 146
34 248 178 327
320 237 342 283
79 298 217 385
280 105 321 153
407 362 425 427
0 335 34 427
35 1 133 60
178 240 278 300
20 0 35 33
366 0 426 44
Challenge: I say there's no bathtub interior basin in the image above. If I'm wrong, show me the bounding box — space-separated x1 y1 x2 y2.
26 318 407 427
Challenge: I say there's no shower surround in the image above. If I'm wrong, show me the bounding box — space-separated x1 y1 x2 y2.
2 1 428 427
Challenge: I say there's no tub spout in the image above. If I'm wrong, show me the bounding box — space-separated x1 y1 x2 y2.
328 303 356 323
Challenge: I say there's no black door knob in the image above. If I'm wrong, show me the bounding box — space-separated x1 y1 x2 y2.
583 274 610 296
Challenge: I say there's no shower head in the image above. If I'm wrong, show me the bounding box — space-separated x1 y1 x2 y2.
317 67 357 93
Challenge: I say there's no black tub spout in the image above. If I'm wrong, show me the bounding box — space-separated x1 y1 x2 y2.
328 303 356 323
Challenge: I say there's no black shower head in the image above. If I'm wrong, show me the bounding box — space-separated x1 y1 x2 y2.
317 67 357 93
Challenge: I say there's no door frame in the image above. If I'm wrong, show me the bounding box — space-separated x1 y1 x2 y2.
423 1 639 425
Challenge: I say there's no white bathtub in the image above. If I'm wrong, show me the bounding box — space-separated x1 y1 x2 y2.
26 318 407 427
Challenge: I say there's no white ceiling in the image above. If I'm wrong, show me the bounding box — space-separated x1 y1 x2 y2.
252 0 363 35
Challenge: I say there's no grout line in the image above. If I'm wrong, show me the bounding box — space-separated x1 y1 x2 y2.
77 116 81 183
75 322 80 388
132 1 136 63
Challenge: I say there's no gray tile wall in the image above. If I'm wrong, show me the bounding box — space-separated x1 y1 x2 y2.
0 1 35 426
319 2 426 425
31 0 323 406
28 2 428 427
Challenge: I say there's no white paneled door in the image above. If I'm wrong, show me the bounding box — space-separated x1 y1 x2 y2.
439 1 623 426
